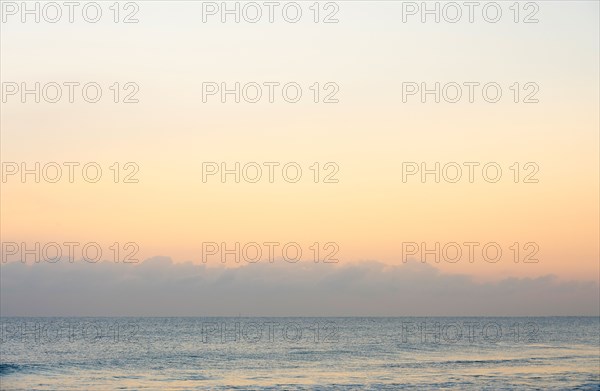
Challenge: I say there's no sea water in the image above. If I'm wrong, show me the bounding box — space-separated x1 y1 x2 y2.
1 317 598 390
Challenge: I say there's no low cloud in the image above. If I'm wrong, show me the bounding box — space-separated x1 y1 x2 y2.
1 258 598 316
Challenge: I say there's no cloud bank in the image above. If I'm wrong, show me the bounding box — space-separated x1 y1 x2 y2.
1 257 598 316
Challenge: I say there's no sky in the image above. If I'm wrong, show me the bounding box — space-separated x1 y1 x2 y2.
0 1 598 316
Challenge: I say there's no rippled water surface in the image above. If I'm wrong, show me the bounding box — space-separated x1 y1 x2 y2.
1 317 598 390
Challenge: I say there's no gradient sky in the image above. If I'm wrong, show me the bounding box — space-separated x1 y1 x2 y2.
1 0 598 305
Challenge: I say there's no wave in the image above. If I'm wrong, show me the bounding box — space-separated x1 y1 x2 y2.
0 363 25 376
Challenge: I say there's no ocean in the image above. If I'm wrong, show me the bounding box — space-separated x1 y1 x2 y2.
1 317 598 390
